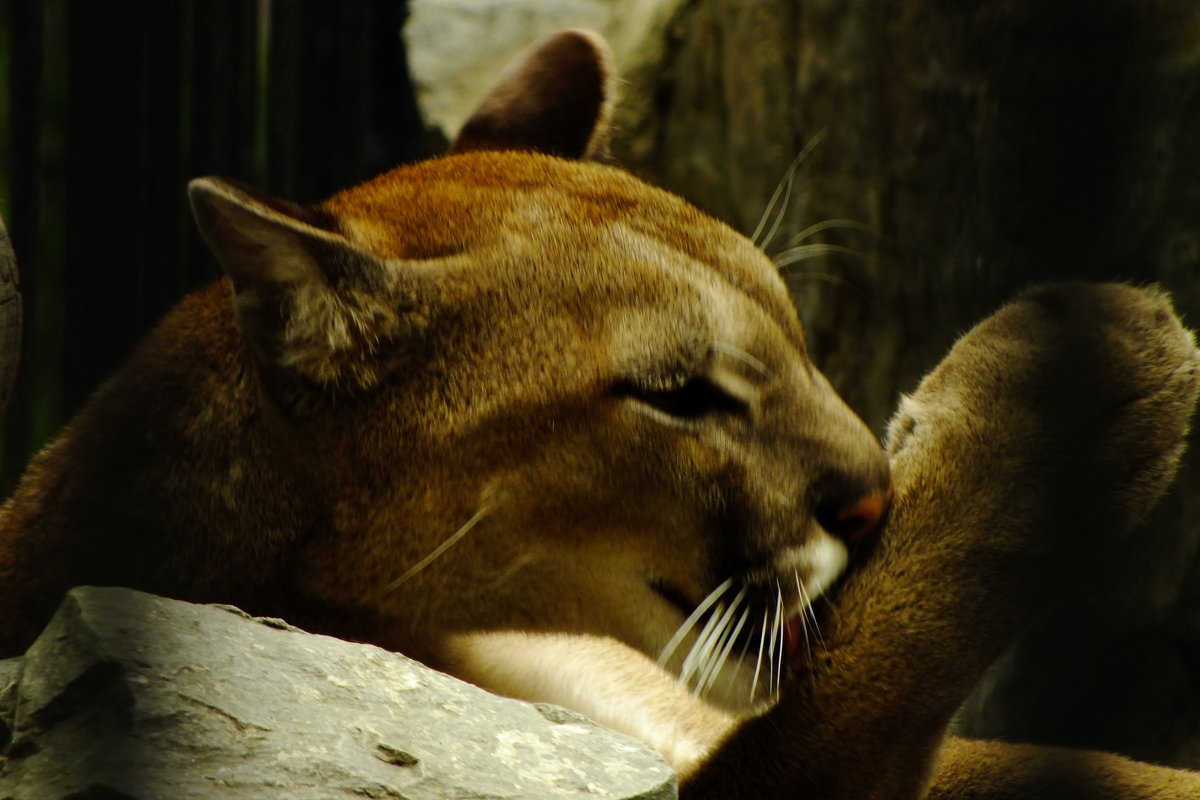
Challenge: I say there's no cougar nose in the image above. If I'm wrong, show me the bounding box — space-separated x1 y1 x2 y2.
816 488 892 546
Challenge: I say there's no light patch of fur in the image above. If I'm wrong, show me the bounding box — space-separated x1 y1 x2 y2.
448 630 735 776
278 281 404 389
774 531 848 600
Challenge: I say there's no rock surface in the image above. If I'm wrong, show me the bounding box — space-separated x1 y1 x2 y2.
0 587 676 800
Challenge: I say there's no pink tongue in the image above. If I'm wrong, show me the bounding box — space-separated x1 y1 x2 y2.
784 616 805 666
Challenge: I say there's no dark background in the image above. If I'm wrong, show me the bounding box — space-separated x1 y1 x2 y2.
1 0 428 487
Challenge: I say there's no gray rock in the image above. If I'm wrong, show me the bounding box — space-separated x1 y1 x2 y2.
0 586 676 800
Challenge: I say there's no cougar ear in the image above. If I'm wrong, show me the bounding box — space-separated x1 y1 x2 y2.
449 29 615 160
188 177 406 389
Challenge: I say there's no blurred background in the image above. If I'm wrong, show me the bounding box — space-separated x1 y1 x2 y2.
4 0 1200 773
0 0 429 483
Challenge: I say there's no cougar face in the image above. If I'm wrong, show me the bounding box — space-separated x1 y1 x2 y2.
295 153 892 713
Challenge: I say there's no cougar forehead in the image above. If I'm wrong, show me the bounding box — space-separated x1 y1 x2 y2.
325 151 802 337
315 151 814 447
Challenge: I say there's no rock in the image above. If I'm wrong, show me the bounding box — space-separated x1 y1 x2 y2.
405 0 686 145
0 587 676 800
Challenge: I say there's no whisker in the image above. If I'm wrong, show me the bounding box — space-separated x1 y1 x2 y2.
775 582 787 696
750 129 828 249
690 608 730 693
736 621 753 667
751 606 770 704
794 571 813 665
757 169 795 253
702 603 750 696
782 218 879 248
782 270 853 288
383 505 494 594
696 592 739 690
695 588 746 694
750 166 792 248
658 577 733 668
680 600 728 688
774 243 864 269
766 581 784 695
480 552 536 594
797 575 826 654
713 341 770 379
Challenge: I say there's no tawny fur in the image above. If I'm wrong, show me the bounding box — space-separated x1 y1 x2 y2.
1 29 1199 799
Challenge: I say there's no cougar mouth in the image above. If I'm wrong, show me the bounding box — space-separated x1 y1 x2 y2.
649 573 825 708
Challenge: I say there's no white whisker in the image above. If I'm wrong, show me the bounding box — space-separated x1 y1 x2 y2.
713 341 770 379
750 169 790 248
680 600 727 688
766 582 784 695
782 218 878 248
751 606 770 703
690 613 728 692
702 603 750 695
796 573 826 654
691 594 734 690
757 169 795 252
695 588 746 694
383 505 493 594
782 270 853 289
736 621 753 666
480 553 536 594
658 577 733 668
794 571 815 665
750 129 828 249
774 243 864 269
774 582 786 695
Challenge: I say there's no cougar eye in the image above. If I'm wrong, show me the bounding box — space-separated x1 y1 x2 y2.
616 376 748 421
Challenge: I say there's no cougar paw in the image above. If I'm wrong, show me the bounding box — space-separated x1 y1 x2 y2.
886 282 1199 547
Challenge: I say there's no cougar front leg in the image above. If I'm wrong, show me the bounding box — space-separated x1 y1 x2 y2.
685 283 1200 799
928 737 1200 799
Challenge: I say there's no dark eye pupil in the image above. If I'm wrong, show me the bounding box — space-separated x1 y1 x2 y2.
617 377 746 420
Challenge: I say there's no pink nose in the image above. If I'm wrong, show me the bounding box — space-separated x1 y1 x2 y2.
821 490 892 546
